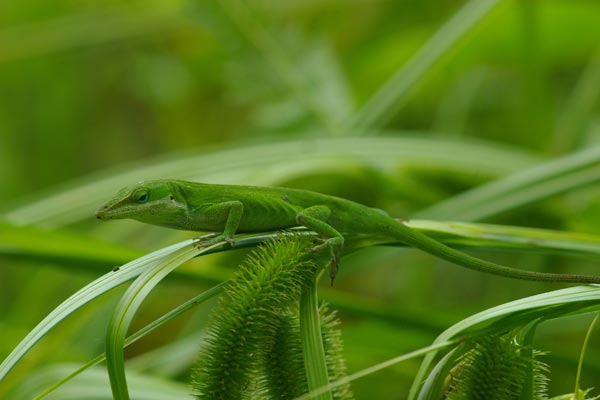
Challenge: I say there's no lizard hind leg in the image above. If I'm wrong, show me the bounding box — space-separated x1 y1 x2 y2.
296 205 344 285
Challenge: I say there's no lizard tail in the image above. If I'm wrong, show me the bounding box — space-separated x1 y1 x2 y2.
390 221 600 284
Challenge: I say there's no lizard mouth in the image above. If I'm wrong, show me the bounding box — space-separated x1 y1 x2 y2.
95 199 130 220
96 198 152 221
95 205 114 220
96 186 136 220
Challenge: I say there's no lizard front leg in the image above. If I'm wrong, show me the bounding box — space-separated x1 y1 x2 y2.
194 200 243 248
296 205 344 285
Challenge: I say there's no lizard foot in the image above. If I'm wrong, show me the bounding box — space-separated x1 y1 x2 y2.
329 253 339 286
194 233 235 249
306 236 331 253
304 237 343 285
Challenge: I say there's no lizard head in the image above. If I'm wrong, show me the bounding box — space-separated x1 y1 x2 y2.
95 180 185 225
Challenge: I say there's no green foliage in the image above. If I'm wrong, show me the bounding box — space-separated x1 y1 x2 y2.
3 0 600 398
409 286 600 400
104 243 207 400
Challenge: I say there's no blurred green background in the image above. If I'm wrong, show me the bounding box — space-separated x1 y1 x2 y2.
2 0 600 398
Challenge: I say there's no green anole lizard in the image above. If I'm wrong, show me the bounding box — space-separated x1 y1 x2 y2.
96 179 600 285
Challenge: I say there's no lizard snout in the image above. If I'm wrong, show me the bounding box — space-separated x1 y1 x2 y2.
95 205 110 220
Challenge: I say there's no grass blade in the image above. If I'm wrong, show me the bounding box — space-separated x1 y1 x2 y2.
408 285 600 399
9 364 193 400
553 49 600 152
0 240 193 383
0 5 189 63
0 220 142 266
104 243 211 399
294 341 455 400
300 281 332 400
347 0 501 132
405 220 600 258
573 313 600 396
418 145 600 220
31 283 225 399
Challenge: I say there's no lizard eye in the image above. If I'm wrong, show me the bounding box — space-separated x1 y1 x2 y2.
136 191 149 204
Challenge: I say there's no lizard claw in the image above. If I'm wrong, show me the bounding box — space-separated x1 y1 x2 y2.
306 244 326 253
193 232 218 248
305 237 326 250
329 254 339 286
194 233 235 249
306 237 329 253
304 236 343 285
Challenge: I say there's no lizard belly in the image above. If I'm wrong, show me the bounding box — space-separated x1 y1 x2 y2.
236 200 299 232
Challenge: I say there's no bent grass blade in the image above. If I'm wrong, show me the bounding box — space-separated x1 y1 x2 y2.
0 240 195 384
104 243 220 399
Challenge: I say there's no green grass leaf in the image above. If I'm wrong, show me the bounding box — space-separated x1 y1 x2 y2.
0 239 194 384
0 220 142 267
409 285 600 399
0 4 189 63
347 0 502 132
105 242 209 399
300 281 333 400
405 220 600 258
7 364 193 400
31 284 224 399
418 145 600 220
